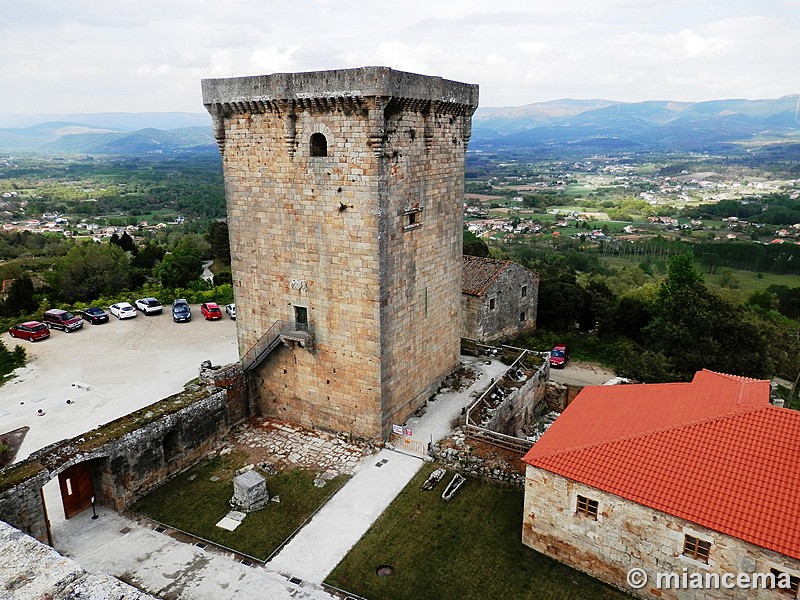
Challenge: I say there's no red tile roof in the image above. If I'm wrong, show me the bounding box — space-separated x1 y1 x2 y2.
523 370 800 559
462 255 513 296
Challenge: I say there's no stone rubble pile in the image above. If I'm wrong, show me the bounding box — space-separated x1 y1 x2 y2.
432 428 526 488
228 418 367 475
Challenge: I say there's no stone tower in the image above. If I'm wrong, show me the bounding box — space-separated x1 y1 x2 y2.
202 67 479 439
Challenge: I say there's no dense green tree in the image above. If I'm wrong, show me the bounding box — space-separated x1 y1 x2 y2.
174 233 212 259
156 248 203 288
463 230 489 257
206 221 231 264
52 242 131 303
109 231 137 254
643 254 771 381
1 275 37 317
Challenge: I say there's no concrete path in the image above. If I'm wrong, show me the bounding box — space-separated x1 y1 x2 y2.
405 355 508 447
266 448 424 583
52 508 336 600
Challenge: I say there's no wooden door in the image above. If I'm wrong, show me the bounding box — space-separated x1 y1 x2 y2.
58 462 94 519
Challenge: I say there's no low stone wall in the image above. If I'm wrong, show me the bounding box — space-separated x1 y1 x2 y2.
466 349 549 437
0 380 235 543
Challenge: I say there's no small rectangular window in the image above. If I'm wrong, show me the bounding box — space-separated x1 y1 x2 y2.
576 495 598 519
489 298 496 310
682 534 711 563
408 212 417 226
520 311 526 322
521 285 528 298
770 568 800 595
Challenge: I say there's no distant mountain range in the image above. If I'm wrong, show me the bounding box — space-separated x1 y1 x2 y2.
472 96 800 154
0 96 798 155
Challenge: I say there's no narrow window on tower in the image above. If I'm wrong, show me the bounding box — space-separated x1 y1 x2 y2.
310 133 327 157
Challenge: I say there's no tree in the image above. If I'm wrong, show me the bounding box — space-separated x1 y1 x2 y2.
463 230 489 257
2 275 37 317
53 242 131 303
110 231 137 253
206 221 231 264
643 254 771 381
175 233 212 260
156 249 203 288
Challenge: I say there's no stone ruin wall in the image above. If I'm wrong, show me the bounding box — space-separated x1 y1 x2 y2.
0 380 238 543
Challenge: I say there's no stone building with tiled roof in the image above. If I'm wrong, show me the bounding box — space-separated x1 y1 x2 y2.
461 255 538 343
522 370 800 599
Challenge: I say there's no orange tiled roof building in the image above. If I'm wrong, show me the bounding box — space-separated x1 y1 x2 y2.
522 370 800 599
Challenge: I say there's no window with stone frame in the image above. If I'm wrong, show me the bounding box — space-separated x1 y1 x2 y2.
521 285 528 298
682 534 711 563
576 494 599 519
769 568 800 596
310 132 327 157
489 297 496 310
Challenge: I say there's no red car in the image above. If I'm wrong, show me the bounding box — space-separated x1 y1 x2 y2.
200 302 223 320
8 321 51 342
550 343 570 368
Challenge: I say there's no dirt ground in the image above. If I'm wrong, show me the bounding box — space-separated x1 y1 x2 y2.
547 359 616 387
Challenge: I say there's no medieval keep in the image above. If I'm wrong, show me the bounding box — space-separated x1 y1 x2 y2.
202 67 479 438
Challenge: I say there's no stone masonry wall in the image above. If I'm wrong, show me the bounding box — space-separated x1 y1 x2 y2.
522 466 800 599
204 68 478 439
0 385 232 542
477 264 539 343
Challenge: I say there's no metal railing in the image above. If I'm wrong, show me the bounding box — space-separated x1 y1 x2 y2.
241 320 310 372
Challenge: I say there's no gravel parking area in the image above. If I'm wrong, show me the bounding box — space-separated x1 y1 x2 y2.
0 305 239 462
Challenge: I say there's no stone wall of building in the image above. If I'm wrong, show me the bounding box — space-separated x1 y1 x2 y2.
0 384 233 542
463 264 539 343
203 67 478 439
522 466 800 599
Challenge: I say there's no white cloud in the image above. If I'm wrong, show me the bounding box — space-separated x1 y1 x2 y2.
0 1 797 113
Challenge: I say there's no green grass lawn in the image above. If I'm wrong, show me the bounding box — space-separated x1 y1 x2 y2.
326 465 630 600
132 452 347 561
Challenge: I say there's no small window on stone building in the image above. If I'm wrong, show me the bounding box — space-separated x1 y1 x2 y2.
682 534 711 563
521 285 528 298
576 495 598 519
310 133 327 157
770 568 800 595
489 298 496 310
520 311 526 322
408 212 418 226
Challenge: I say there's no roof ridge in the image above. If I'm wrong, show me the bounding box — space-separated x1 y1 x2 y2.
526 404 770 463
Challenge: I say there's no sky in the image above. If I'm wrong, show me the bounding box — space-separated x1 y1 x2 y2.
1 0 799 114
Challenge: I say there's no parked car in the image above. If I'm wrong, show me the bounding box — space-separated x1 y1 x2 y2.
43 308 84 332
225 303 236 319
172 299 191 323
81 306 109 324
110 302 137 319
134 297 163 315
8 321 50 342
200 302 223 320
550 343 570 368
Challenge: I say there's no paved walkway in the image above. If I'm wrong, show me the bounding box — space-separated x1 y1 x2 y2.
267 449 424 583
52 509 336 600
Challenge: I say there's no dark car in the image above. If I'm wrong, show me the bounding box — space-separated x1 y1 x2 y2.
9 321 50 342
81 306 109 324
200 302 222 320
43 309 84 332
550 343 570 368
172 299 191 323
